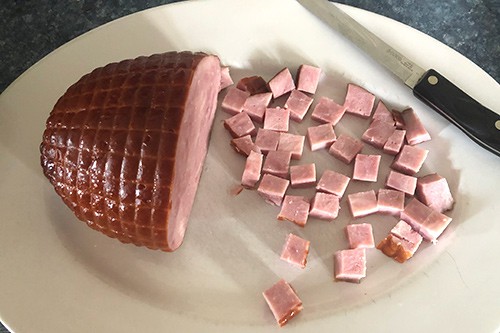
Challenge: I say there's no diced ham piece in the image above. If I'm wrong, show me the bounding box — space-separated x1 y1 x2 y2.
400 198 453 242
230 135 261 157
262 279 303 327
242 92 272 123
290 163 316 188
344 83 376 118
352 154 381 182
284 90 314 122
391 145 429 175
372 101 394 124
347 190 378 218
219 66 233 91
334 248 367 283
311 96 346 125
345 223 375 249
377 189 405 214
401 108 431 145
278 195 310 227
223 112 256 138
361 120 396 149
386 170 417 195
329 134 364 164
391 220 424 249
262 151 292 179
307 123 336 151
383 129 406 155
377 232 422 263
309 192 340 220
221 87 250 115
296 64 321 94
236 75 269 95
280 233 311 269
257 174 290 206
241 151 263 188
416 173 455 213
277 133 305 160
267 68 295 98
392 110 406 129
316 170 351 198
263 107 290 132
254 128 280 155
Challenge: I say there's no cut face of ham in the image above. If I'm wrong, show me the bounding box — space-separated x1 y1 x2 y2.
262 151 292 179
344 83 376 118
361 120 396 149
278 195 310 227
307 123 336 151
277 133 305 160
416 173 455 213
221 87 250 115
242 92 272 123
383 129 406 155
316 170 351 198
386 170 417 195
241 150 263 188
223 111 256 138
353 154 381 182
309 192 340 220
372 100 394 124
290 163 316 188
377 189 405 214
345 223 375 249
311 96 346 125
267 68 295 99
334 248 367 283
262 279 303 327
219 66 233 91
257 174 290 206
347 190 378 218
296 64 321 94
254 128 280 155
230 134 261 157
401 108 431 145
285 89 314 122
280 233 311 268
391 144 429 175
263 107 290 132
236 75 268 95
329 134 364 164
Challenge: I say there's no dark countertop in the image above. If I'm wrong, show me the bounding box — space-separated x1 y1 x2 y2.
0 0 498 332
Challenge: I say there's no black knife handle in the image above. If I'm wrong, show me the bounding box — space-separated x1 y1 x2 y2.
413 69 500 157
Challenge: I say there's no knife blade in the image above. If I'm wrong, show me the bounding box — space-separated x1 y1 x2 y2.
297 0 500 157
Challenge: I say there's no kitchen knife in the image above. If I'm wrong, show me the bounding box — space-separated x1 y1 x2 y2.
297 0 500 157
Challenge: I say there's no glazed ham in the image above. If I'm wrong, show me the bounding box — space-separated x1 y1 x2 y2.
40 51 222 251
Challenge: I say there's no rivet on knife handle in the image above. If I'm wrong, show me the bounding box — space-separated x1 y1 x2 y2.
413 69 500 156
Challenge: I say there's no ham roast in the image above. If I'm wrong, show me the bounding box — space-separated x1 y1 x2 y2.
40 51 222 251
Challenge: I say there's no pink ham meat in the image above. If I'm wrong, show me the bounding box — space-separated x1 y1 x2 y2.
344 83 376 118
391 145 429 175
377 189 405 215
280 233 311 268
401 108 431 145
263 279 303 327
309 192 340 220
254 128 280 155
383 129 406 155
223 112 256 138
290 163 316 188
40 51 222 252
334 248 367 283
416 173 455 213
329 134 364 164
345 223 375 249
392 110 406 129
262 151 292 178
230 135 261 157
219 66 233 91
278 195 310 227
267 68 295 98
242 92 272 123
241 151 263 188
307 123 336 151
400 198 453 242
257 174 290 206
311 96 346 125
361 120 396 149
353 154 381 182
264 107 290 132
236 75 268 95
277 133 305 160
285 90 314 122
316 170 351 198
372 100 394 124
377 221 423 263
347 190 378 218
296 64 321 94
221 87 250 115
386 170 417 195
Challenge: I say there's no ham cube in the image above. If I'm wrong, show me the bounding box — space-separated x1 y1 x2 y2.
392 110 406 129
284 90 314 122
347 190 378 218
236 75 268 95
221 87 251 115
383 129 406 155
280 233 311 268
241 151 263 188
264 107 290 132
416 173 455 213
257 174 290 206
353 154 381 182
267 68 295 98
278 195 310 227
290 163 316 188
277 133 305 160
345 223 375 249
400 198 452 242
219 66 233 91
223 112 256 138
316 170 350 198
344 83 376 118
242 92 273 123
311 96 346 125
262 151 292 178
334 248 367 283
329 134 364 164
361 120 396 149
391 145 429 175
372 100 394 124
309 192 340 220
391 220 423 249
377 189 405 214
255 128 280 155
262 279 303 327
230 135 261 157
386 170 417 195
401 108 431 145
296 64 321 94
307 123 336 151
